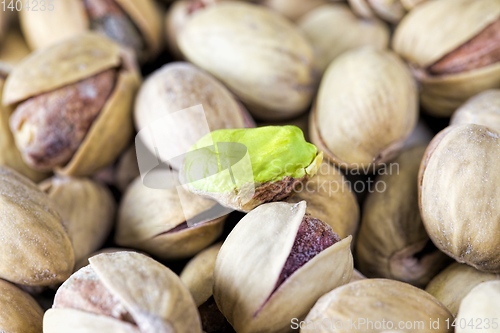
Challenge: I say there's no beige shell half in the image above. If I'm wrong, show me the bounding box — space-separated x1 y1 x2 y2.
0 166 74 286
348 0 406 23
178 2 317 120
44 251 202 333
303 279 453 333
180 242 222 306
426 263 500 316
312 47 418 169
456 281 500 333
0 279 44 333
39 176 116 264
214 201 353 333
356 146 449 288
419 124 500 273
287 161 359 240
451 89 500 132
116 175 226 260
298 4 389 74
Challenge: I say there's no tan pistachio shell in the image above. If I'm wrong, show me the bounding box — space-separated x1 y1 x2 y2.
116 175 226 260
450 89 500 132
44 251 202 333
303 279 453 333
214 201 353 333
180 242 222 307
115 145 140 192
357 146 450 288
0 166 74 286
0 279 44 333
349 269 366 283
400 0 427 10
287 161 359 240
178 2 317 120
298 4 389 74
0 28 31 65
456 281 500 333
39 176 116 265
348 0 406 23
164 0 191 60
425 262 500 316
419 124 500 273
311 47 418 170
262 0 328 22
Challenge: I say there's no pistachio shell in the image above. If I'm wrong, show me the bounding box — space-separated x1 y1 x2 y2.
312 47 418 169
0 166 74 286
164 0 191 60
419 124 500 272
39 176 116 264
451 89 500 131
357 146 450 288
115 145 140 192
303 279 453 333
426 263 500 316
349 269 366 283
178 2 317 120
262 0 328 22
456 281 500 333
116 175 226 259
74 247 131 272
400 0 426 10
214 201 353 333
348 0 405 23
298 4 389 74
0 279 44 333
0 28 31 65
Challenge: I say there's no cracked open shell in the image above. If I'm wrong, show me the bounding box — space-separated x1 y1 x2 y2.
451 89 500 132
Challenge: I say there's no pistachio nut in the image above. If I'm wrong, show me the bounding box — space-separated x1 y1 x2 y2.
0 28 31 65
357 145 450 288
303 279 453 333
3 33 141 176
0 166 74 286
310 47 418 170
44 251 202 333
116 173 227 259
182 126 323 212
20 0 162 62
419 124 500 273
287 161 359 240
426 263 500 316
348 0 406 23
261 0 328 22
178 2 317 120
456 281 500 333
393 0 500 117
298 4 390 74
451 89 500 132
0 279 44 333
214 201 353 333
39 176 116 265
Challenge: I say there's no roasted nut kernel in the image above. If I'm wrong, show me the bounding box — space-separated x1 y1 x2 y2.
303 279 453 333
178 2 317 120
2 33 141 176
426 263 500 316
182 126 323 212
20 0 162 62
419 124 500 273
456 281 500 333
44 251 202 333
0 279 44 333
39 176 116 265
393 0 500 116
348 0 406 23
214 201 353 333
357 145 450 288
310 47 418 170
116 173 227 259
0 165 74 286
298 4 390 74
450 89 500 132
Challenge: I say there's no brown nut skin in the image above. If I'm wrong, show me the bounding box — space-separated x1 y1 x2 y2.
0 166 74 286
115 174 227 260
39 176 116 265
44 251 202 333
450 89 500 132
214 201 353 333
0 279 44 333
20 0 162 62
356 145 450 288
426 262 500 316
178 2 317 121
310 47 418 171
302 279 453 333
393 0 500 117
3 33 141 177
419 124 500 273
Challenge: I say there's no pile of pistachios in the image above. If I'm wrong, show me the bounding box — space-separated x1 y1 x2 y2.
0 0 499 332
